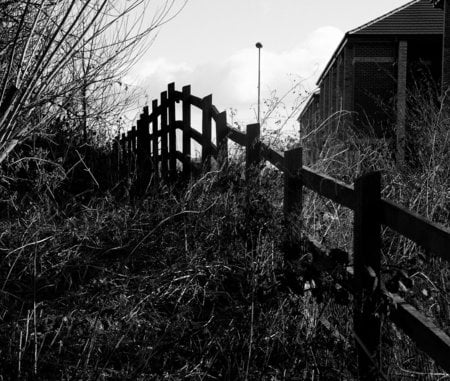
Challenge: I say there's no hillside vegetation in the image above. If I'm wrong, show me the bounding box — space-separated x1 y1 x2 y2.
0 85 449 380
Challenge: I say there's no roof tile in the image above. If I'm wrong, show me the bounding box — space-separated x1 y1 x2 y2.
350 0 443 35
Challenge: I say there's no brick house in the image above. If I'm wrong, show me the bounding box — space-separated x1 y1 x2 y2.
434 0 450 93
298 0 448 162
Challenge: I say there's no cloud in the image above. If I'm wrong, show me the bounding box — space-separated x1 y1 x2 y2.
125 58 193 94
127 26 344 126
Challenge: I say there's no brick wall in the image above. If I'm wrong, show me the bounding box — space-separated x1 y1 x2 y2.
353 61 395 135
443 0 450 94
299 93 320 136
397 40 408 164
320 83 325 120
352 41 396 136
336 56 344 113
354 43 395 58
324 74 330 120
342 44 355 130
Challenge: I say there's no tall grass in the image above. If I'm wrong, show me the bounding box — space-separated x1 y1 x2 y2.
0 79 448 379
0 150 360 380
299 81 449 379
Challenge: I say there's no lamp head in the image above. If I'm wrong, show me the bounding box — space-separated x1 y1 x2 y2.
255 42 263 49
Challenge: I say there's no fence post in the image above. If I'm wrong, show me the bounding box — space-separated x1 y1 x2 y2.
216 111 228 169
245 122 261 253
245 123 260 181
126 130 132 173
143 105 150 164
353 171 382 380
136 118 144 177
112 134 120 183
152 99 159 178
121 132 127 177
120 133 126 159
137 106 151 191
283 147 303 242
113 134 120 164
182 85 191 178
168 83 177 178
201 94 212 168
160 91 169 179
131 126 137 176
131 126 137 154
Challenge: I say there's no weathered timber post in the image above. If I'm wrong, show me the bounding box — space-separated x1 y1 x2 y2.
353 171 382 380
152 99 159 178
201 94 212 169
143 105 150 159
126 131 132 154
168 83 177 178
216 111 228 169
126 130 132 173
283 147 303 242
131 126 137 176
120 132 127 177
136 117 144 177
245 123 261 180
130 126 138 175
182 85 192 178
245 123 261 253
113 134 119 165
120 133 126 159
131 126 137 154
160 91 169 179
137 106 151 191
112 134 120 184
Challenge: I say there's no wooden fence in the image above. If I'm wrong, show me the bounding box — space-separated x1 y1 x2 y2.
113 82 228 184
115 83 450 379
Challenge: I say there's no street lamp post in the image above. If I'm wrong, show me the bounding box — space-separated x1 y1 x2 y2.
256 42 263 124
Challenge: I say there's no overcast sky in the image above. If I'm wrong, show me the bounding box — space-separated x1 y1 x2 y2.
125 0 411 130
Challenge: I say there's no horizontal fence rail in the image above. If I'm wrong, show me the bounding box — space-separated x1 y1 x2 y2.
116 83 450 378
